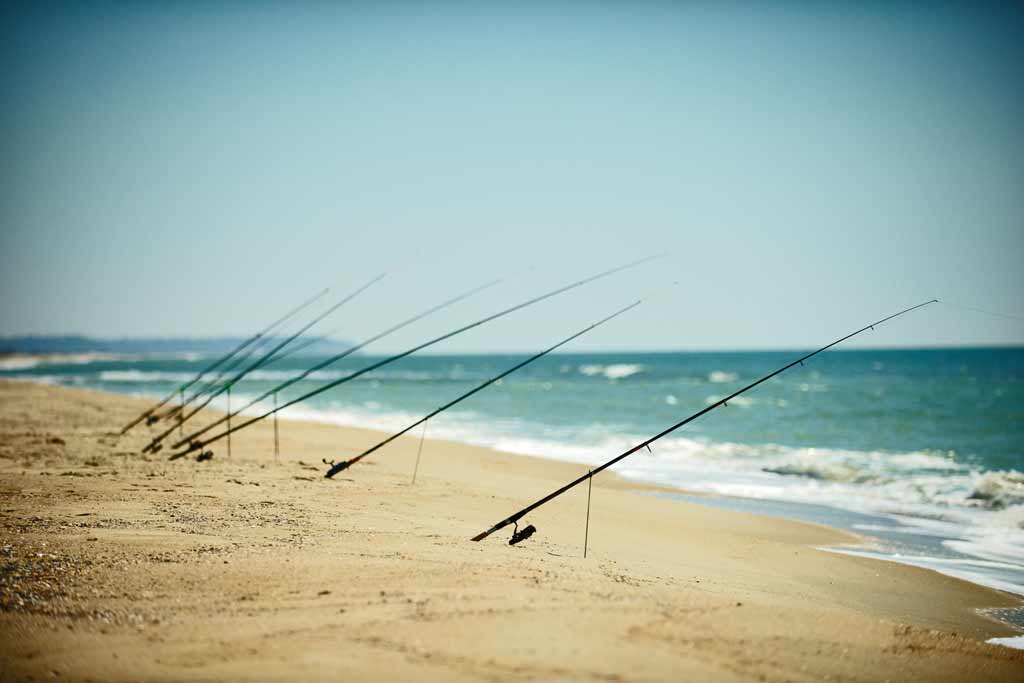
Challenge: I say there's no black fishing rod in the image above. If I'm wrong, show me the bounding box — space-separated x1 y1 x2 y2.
119 288 329 434
170 254 662 458
157 327 286 422
324 300 642 478
471 299 939 545
171 278 501 450
143 274 385 453
154 319 318 424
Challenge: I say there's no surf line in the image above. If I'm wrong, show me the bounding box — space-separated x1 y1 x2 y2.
142 273 385 453
118 287 329 434
470 299 939 547
322 299 642 479
171 277 501 451
169 253 663 460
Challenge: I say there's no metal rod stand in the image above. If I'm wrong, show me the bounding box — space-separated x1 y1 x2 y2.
273 392 279 463
584 470 593 558
226 384 232 459
411 418 428 484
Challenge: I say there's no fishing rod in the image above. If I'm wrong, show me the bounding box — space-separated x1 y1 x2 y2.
119 287 329 434
170 254 662 458
156 327 287 422
166 308 311 407
148 290 352 425
171 278 502 450
471 299 939 545
153 318 322 424
143 274 385 453
323 300 642 478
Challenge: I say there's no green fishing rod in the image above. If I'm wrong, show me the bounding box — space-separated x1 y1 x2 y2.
323 300 641 479
143 273 384 453
171 278 501 450
170 254 662 459
471 299 938 545
119 287 328 434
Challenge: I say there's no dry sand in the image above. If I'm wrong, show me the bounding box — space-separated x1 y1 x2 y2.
1 379 1022 681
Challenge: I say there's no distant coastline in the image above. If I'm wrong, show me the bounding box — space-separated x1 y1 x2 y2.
0 334 354 357
1 335 1021 359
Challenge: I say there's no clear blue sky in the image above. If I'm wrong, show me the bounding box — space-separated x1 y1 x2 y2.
2 1 1021 353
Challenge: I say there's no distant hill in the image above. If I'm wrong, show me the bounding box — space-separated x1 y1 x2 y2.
0 335 354 357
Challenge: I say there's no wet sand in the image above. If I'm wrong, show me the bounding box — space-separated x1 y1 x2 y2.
1 379 1022 681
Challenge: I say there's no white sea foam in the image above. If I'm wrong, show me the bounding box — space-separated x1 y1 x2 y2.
826 546 1024 597
704 395 754 407
0 352 128 370
0 357 40 370
579 364 644 380
708 370 738 383
987 636 1024 650
967 470 1024 510
100 370 199 383
94 367 483 384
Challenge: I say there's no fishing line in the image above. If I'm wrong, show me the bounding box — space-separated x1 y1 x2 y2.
941 300 1024 323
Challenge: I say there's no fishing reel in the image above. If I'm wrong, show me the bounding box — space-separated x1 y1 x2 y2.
145 415 160 426
196 450 214 462
508 521 537 546
323 458 352 478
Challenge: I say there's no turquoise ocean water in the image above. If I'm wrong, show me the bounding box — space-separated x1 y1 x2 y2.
4 346 1022 599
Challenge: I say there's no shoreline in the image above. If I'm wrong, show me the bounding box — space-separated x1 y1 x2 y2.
10 377 1024 599
8 375 1024 599
184 380 1024 605
2 379 1023 680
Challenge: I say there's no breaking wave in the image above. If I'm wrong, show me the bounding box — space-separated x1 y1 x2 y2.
579 364 645 380
95 368 496 384
266 399 1020 526
708 370 738 383
0 352 128 370
967 470 1024 510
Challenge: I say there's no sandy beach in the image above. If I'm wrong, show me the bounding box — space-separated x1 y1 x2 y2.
1 379 1022 682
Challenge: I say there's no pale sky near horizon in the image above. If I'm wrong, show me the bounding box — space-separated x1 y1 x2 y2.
1 1 1022 353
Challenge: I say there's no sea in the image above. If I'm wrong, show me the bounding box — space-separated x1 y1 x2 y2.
3 346 1023 610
